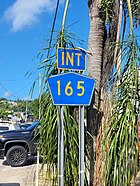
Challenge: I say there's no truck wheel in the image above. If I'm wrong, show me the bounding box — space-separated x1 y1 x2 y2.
6 145 28 167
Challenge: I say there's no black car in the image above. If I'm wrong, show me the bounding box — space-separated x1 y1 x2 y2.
0 121 39 167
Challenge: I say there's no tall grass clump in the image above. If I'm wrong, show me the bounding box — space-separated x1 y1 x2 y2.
102 35 140 185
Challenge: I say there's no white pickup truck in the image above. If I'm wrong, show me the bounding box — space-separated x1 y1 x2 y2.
0 121 17 131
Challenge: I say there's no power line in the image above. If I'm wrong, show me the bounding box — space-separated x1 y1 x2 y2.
0 82 18 99
0 77 36 82
0 80 36 100
13 81 35 95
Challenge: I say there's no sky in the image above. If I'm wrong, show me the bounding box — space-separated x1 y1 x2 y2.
0 0 89 101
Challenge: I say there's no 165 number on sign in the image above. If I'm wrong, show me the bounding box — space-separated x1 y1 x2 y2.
57 80 85 96
48 72 95 105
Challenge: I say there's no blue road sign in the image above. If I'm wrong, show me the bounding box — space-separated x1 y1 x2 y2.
48 72 95 106
57 47 85 71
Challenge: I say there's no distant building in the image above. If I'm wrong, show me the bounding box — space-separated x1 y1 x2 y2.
7 100 18 106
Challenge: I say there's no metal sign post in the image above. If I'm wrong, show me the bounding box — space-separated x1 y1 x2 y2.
79 106 85 186
58 106 64 186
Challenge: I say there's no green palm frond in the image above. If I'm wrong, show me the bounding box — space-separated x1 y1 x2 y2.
102 34 140 185
38 93 79 185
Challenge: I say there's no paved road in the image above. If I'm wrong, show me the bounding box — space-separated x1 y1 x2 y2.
0 158 37 186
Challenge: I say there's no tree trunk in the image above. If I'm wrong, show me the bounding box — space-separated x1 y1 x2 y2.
87 0 120 185
101 0 120 86
87 0 105 185
88 0 104 94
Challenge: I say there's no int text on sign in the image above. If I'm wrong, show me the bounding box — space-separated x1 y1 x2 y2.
57 47 85 71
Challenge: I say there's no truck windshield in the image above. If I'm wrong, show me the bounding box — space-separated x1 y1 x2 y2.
26 121 39 131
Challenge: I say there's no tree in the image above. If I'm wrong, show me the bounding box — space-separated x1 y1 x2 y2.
0 108 9 120
28 98 39 119
32 0 139 185
87 0 121 184
0 98 11 120
87 0 140 185
12 100 25 112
